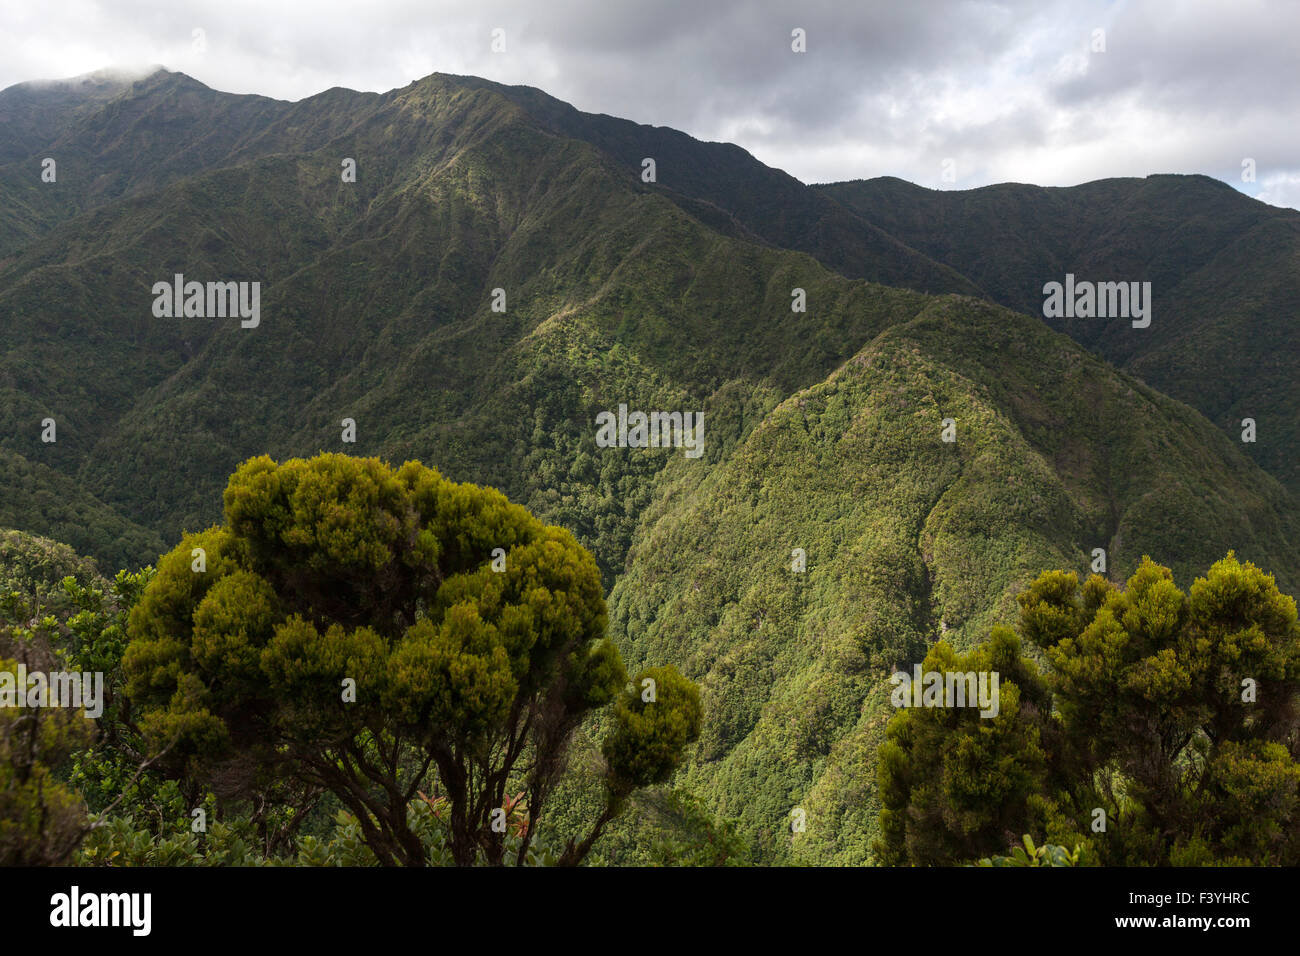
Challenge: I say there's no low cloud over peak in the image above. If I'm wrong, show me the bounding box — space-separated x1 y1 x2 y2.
2 0 1295 208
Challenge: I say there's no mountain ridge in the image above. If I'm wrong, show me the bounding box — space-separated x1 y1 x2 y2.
1 65 1296 863
819 173 1300 492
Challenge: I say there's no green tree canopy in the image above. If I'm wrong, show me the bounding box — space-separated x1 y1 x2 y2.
877 553 1300 866
122 453 700 865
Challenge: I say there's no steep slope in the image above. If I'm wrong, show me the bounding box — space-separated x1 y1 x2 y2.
448 76 983 298
0 449 163 573
1 69 1297 867
819 175 1300 492
607 294 1300 864
0 68 141 163
0 68 387 258
0 71 945 580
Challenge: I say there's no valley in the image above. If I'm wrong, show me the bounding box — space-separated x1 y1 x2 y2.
0 67 1296 865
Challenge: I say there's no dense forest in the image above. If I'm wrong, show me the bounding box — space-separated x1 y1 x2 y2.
1 67 1297 866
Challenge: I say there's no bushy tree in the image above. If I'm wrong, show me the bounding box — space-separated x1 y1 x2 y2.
0 537 205 866
0 536 104 865
122 454 700 866
874 627 1053 865
0 643 94 865
877 553 1300 865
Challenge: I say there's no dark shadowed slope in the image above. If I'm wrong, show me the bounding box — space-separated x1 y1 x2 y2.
820 175 1300 492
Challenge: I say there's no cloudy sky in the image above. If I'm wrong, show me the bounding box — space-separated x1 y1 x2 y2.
3 0 1298 208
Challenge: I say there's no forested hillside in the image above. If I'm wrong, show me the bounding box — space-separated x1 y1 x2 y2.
605 295 1298 863
1 67 1296 865
820 175 1300 493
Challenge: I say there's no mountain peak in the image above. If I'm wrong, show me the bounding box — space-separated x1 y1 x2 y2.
2 63 167 95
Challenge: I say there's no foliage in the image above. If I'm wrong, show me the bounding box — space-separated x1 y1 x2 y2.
121 453 700 865
822 174 1300 495
602 296 1300 865
79 792 562 867
3 68 1298 869
975 834 1088 867
0 645 94 864
642 789 752 866
0 534 102 863
877 553 1300 866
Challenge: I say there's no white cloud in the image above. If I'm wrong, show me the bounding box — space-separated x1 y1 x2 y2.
0 0 1295 208
1254 172 1300 210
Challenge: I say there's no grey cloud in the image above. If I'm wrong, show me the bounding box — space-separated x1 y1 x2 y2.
0 0 1295 206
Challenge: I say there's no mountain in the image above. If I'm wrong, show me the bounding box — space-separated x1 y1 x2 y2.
368 79 1300 500
0 449 163 572
0 69 953 583
447 76 984 298
0 69 142 257
604 293 1300 863
1 67 1296 862
0 68 145 163
818 175 1300 493
0 69 371 260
